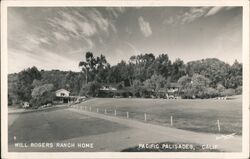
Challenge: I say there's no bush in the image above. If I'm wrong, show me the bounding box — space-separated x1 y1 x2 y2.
204 87 219 98
181 88 195 99
30 83 55 108
235 86 242 95
134 92 141 98
220 88 235 97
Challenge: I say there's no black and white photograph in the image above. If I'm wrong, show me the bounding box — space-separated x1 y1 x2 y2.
1 0 249 158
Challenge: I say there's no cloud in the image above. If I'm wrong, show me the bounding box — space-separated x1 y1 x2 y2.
39 37 50 44
106 7 126 18
8 48 80 73
138 16 152 37
17 34 50 52
164 7 211 25
53 32 70 41
181 7 209 24
205 7 224 17
78 21 97 36
125 41 140 55
48 8 117 38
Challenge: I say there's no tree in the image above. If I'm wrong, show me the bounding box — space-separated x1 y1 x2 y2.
151 54 172 80
15 66 41 102
129 53 155 82
225 60 242 88
81 81 102 97
30 83 55 108
177 75 193 98
171 58 186 82
79 52 110 84
186 58 230 87
95 54 110 83
178 75 192 89
131 79 143 97
191 74 211 98
79 52 95 84
143 74 166 94
178 74 211 99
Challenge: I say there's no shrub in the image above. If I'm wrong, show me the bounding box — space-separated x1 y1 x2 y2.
220 88 235 97
204 87 219 98
235 86 242 95
30 84 55 108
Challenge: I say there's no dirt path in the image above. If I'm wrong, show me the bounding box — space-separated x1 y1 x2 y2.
68 107 242 152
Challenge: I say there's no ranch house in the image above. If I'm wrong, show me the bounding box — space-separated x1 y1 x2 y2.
55 89 71 103
100 85 117 91
166 83 181 95
157 83 181 98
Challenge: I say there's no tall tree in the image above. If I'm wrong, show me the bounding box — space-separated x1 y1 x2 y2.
171 58 186 82
152 54 172 80
143 74 166 94
15 66 41 102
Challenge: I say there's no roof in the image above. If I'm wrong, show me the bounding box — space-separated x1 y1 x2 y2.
56 89 70 93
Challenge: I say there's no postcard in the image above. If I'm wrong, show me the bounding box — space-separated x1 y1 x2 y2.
1 0 249 158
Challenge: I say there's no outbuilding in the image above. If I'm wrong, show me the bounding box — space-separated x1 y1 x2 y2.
55 89 71 103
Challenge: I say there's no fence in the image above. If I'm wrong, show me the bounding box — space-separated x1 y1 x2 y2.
72 105 223 133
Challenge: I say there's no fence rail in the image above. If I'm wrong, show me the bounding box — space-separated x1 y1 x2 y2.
72 105 223 133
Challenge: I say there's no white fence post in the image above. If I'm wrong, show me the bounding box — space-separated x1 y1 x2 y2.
114 110 117 116
105 109 107 114
127 112 129 118
144 113 147 122
171 116 173 126
217 120 221 132
97 108 99 113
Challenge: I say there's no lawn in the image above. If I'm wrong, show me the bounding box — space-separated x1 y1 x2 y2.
79 95 242 135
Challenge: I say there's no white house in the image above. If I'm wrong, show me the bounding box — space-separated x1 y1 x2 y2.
100 85 117 91
56 89 70 97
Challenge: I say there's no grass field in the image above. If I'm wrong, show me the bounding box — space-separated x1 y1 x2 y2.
80 95 242 135
8 109 128 145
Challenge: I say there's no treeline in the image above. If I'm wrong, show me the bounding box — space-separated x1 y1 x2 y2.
8 69 85 106
78 52 242 98
8 52 242 107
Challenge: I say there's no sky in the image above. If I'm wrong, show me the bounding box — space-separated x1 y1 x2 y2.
8 7 242 73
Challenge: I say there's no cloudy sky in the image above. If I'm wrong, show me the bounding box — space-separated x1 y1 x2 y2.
8 7 242 73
